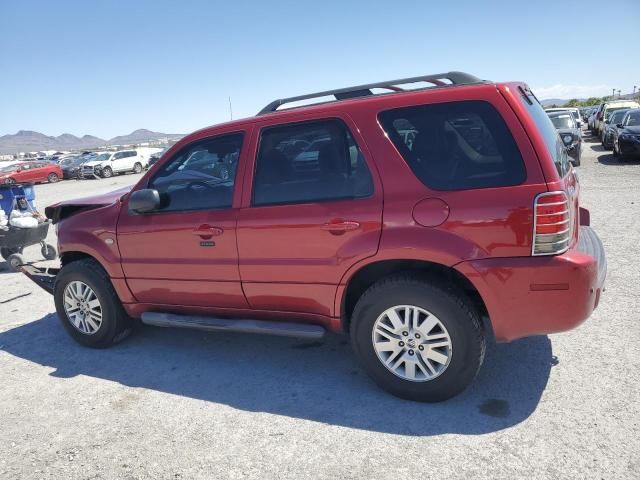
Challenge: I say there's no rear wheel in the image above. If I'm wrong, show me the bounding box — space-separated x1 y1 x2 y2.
6 253 26 272
133 162 142 174
350 274 485 402
1 247 23 260
101 167 113 178
54 259 132 348
47 172 60 183
4 177 16 185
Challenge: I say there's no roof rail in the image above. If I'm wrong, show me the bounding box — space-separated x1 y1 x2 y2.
257 71 485 115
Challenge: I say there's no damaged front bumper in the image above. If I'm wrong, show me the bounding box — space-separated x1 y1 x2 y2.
20 264 59 294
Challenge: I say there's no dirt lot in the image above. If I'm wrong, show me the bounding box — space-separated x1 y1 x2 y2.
1 134 639 479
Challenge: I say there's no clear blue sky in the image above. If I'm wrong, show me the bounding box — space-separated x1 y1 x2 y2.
1 0 639 139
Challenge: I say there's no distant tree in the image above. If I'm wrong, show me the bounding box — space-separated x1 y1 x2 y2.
565 99 580 107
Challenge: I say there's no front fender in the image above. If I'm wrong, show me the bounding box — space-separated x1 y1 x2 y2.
57 203 124 279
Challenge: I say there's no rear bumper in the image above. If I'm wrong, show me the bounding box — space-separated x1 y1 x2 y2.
456 226 606 342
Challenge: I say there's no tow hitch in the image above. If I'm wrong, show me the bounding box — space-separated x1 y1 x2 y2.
19 264 59 295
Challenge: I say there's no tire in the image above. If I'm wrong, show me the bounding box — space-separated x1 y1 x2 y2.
47 172 60 183
5 177 16 185
1 247 23 260
613 142 619 157
572 156 581 167
133 162 142 174
101 167 113 178
41 243 57 260
6 253 26 272
53 259 132 348
350 273 485 402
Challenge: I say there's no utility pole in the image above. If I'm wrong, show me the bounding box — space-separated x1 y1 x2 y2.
617 89 621 98
228 97 233 120
612 88 615 98
634 86 637 98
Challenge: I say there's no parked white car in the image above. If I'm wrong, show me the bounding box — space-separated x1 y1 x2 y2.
80 150 146 178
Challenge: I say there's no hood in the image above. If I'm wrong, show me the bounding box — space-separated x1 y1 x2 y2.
82 160 103 167
622 126 640 134
45 185 133 224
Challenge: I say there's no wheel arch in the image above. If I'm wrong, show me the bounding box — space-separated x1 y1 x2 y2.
59 250 136 303
338 259 491 336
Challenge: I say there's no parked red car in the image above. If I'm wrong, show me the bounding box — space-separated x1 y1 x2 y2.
23 71 606 402
0 161 62 184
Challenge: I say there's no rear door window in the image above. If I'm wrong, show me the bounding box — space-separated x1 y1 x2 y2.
253 119 374 206
378 100 526 190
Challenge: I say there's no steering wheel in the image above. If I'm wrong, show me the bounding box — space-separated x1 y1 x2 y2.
185 180 217 191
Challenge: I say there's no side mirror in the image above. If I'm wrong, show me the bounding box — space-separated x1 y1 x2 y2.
617 123 624 129
129 188 160 213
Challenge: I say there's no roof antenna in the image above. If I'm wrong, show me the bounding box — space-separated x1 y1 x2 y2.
228 96 233 120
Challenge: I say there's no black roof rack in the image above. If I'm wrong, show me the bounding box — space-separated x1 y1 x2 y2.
257 71 485 115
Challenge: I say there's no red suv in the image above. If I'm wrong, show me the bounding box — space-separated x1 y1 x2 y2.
0 161 62 184
23 72 606 402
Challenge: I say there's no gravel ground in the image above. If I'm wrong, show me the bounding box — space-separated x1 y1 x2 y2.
1 134 639 479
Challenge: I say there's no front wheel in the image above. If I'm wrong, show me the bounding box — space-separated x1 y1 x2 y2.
101 167 113 178
1 247 23 260
53 259 132 348
133 162 142 174
5 253 26 272
41 243 57 260
4 177 16 184
48 172 60 183
350 274 485 402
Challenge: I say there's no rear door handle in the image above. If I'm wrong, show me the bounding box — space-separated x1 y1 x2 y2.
321 220 360 235
192 224 224 238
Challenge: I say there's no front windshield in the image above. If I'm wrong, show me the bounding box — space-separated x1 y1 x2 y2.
549 114 575 129
0 164 17 173
605 108 627 121
610 110 628 124
626 112 640 126
60 156 78 166
94 153 111 162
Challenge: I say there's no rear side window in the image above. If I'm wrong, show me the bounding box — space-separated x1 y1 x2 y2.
253 119 373 206
519 89 570 178
379 100 526 190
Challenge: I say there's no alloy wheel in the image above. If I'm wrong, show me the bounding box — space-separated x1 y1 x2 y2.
372 305 453 382
63 281 103 335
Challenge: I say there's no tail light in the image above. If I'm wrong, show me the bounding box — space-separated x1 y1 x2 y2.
532 191 571 256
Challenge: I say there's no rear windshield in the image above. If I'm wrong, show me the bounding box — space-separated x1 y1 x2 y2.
519 88 570 178
549 113 575 129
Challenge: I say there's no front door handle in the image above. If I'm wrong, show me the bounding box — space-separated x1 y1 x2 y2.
321 220 360 235
192 224 224 238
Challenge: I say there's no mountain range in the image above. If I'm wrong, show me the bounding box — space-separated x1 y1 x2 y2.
541 92 639 107
0 129 184 154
